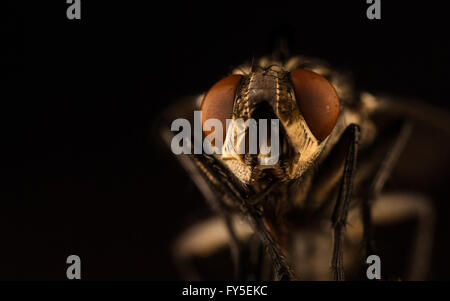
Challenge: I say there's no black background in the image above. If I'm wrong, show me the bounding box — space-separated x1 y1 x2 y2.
1 1 449 280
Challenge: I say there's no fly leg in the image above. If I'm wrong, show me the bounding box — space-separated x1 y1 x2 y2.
161 128 250 280
176 150 294 280
348 119 434 280
361 121 414 258
331 124 360 281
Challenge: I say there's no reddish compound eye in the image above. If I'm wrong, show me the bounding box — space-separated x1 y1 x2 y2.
200 74 242 139
290 69 340 140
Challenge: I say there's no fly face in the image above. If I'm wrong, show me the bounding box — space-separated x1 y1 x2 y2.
200 64 340 185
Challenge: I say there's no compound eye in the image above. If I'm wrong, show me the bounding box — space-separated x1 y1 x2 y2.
290 69 340 140
201 74 242 139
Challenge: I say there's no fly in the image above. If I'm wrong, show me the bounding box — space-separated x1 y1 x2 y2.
158 52 450 281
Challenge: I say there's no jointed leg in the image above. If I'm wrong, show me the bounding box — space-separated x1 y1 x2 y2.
189 153 295 281
249 214 295 280
331 124 360 281
361 121 413 258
